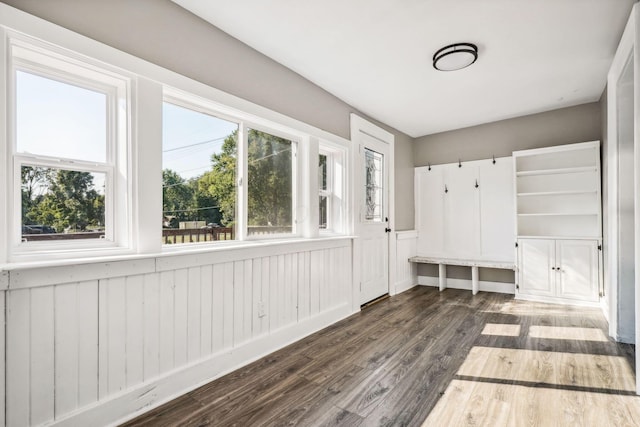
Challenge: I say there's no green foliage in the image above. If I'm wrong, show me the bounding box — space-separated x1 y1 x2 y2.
22 167 105 232
199 132 237 226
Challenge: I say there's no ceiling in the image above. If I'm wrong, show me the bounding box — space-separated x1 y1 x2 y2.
172 0 635 138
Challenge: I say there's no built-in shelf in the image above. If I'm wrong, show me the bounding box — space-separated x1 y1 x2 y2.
517 190 597 197
516 166 597 177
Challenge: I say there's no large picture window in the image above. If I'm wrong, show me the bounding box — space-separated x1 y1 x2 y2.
162 100 238 245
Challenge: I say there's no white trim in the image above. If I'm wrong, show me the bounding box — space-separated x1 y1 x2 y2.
418 276 515 295
607 4 637 342
54 303 354 427
396 230 418 240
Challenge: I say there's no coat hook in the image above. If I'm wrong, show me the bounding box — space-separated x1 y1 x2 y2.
475 179 479 188
492 155 496 164
445 184 448 194
458 159 462 168
428 163 431 171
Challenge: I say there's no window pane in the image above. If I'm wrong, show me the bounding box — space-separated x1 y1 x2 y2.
16 71 107 163
21 166 105 241
365 148 383 221
162 102 238 244
319 154 328 229
247 129 293 236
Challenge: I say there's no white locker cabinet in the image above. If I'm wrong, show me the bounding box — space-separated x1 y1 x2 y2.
518 238 599 303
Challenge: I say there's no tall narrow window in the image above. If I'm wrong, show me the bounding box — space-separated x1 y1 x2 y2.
162 100 238 244
319 153 330 229
247 129 295 236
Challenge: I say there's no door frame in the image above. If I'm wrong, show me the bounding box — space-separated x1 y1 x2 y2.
350 114 395 311
607 2 640 394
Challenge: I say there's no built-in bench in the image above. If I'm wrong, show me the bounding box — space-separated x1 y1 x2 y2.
408 256 516 295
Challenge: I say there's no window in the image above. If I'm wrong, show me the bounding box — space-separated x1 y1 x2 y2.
247 129 296 237
318 144 347 234
10 38 129 255
162 99 239 245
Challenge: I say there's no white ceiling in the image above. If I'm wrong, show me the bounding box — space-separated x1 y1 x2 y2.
172 0 635 138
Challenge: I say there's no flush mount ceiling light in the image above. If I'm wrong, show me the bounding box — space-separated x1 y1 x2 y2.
433 43 478 71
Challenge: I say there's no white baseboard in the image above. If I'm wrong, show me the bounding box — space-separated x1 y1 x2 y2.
418 276 515 295
514 293 601 308
54 304 354 427
394 277 417 295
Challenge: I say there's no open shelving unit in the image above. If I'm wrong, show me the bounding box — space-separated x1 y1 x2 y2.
513 141 602 239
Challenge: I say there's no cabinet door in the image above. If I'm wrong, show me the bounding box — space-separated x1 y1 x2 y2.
444 165 480 259
556 240 599 302
518 239 555 297
415 168 444 255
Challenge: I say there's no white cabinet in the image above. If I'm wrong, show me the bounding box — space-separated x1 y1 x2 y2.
415 157 514 263
518 239 599 303
514 141 602 305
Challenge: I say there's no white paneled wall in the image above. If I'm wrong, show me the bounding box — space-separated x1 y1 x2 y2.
394 231 418 294
4 238 353 426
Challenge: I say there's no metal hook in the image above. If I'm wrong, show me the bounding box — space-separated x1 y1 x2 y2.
492 155 496 164
458 159 462 168
428 163 431 171
475 179 479 188
445 185 448 194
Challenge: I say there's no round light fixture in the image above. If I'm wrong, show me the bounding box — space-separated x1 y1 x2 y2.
433 43 478 71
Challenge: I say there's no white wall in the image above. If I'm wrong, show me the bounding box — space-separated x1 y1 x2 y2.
394 231 418 294
4 238 354 426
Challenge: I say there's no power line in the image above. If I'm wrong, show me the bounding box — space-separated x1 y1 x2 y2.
163 205 221 214
163 135 229 153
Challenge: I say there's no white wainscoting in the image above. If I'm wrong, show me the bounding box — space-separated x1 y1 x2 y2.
4 238 354 427
394 231 418 295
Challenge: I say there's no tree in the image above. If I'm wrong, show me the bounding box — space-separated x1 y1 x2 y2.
23 168 104 232
199 129 292 228
162 169 195 224
199 132 237 226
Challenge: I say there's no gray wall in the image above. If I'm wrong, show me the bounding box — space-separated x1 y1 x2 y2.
1 0 415 230
414 102 602 166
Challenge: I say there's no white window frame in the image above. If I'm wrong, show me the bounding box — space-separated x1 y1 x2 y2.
6 32 132 260
319 141 348 235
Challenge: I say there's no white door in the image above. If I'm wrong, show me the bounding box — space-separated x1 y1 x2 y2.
556 240 599 302
359 132 390 304
518 239 555 297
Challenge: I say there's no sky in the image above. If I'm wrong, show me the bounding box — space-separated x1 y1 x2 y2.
16 70 238 194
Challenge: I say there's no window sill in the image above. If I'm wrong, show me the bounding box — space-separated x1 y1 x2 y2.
0 235 355 289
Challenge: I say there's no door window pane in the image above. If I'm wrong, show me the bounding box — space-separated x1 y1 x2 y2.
162 102 238 244
247 129 294 236
365 148 383 221
16 71 107 163
21 166 105 241
319 154 328 229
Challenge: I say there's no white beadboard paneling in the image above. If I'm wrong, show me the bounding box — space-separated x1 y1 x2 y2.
173 269 189 367
7 289 31 427
0 270 8 290
143 273 160 381
55 284 79 418
76 281 98 408
395 231 418 294
158 271 175 373
4 239 354 427
125 275 145 387
31 286 55 425
187 267 202 362
200 265 213 356
211 264 224 352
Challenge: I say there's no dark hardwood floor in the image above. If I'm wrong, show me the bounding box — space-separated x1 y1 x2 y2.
122 287 637 427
